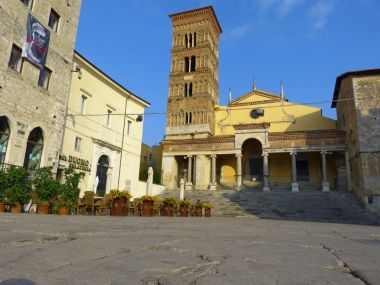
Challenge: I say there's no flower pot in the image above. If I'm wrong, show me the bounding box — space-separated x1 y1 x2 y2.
37 204 50 215
195 207 202 217
142 200 154 217
162 203 175 217
179 205 189 217
0 203 6 213
111 197 128 217
11 202 23 213
204 208 211 217
58 206 70 215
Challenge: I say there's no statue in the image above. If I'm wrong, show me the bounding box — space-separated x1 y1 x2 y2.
146 167 154 195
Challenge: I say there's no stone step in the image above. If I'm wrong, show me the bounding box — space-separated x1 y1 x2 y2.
158 189 380 224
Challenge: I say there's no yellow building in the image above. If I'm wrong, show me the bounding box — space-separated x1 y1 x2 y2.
161 7 349 192
59 52 150 197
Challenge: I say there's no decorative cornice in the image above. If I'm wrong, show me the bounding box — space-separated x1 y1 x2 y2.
233 123 270 130
230 99 281 107
92 138 121 152
169 6 222 35
269 130 346 141
163 135 235 145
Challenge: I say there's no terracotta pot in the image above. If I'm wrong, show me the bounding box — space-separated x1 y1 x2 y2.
11 202 23 214
179 205 189 217
37 204 50 215
0 203 6 213
195 207 202 217
58 206 70 215
111 197 128 217
162 203 175 217
204 208 211 217
141 200 154 217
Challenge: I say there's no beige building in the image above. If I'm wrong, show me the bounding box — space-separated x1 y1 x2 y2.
162 6 349 193
0 0 81 171
59 52 150 197
332 69 380 212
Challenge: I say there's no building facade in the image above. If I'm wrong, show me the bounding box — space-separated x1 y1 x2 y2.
140 143 162 183
162 6 349 193
59 52 150 197
332 69 380 212
0 0 82 171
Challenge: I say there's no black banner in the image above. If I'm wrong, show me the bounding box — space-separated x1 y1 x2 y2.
22 14 50 69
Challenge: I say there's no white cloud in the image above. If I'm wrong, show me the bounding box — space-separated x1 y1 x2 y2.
278 0 304 17
309 1 335 30
229 24 251 39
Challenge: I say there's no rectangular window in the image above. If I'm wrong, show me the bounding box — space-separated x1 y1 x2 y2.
126 120 132 135
48 9 60 32
38 67 52 90
20 0 33 9
80 95 87 114
74 137 82 151
8 45 23 73
296 160 310 181
106 109 112 127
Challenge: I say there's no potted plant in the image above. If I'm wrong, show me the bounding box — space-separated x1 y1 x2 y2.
162 196 177 217
33 167 60 215
109 189 132 216
141 195 158 217
53 168 84 215
204 203 213 217
4 167 32 213
194 199 203 217
0 170 7 212
179 199 192 217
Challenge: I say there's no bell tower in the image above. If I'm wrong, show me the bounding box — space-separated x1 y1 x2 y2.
165 6 222 139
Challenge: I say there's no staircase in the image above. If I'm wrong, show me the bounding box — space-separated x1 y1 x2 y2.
158 189 380 225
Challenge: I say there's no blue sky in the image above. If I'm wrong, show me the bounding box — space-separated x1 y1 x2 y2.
75 0 380 146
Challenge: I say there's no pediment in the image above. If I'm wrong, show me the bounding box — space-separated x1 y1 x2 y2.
229 90 282 107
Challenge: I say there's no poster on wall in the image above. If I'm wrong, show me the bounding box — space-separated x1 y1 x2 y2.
22 14 50 69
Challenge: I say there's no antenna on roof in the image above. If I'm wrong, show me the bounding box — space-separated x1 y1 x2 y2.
228 88 232 104
280 81 285 99
252 76 257 91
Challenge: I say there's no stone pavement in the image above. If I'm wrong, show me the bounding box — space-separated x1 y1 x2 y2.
1 214 380 285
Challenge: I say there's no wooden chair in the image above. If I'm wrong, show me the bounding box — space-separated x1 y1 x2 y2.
96 194 111 216
77 197 86 215
83 191 95 215
130 198 142 216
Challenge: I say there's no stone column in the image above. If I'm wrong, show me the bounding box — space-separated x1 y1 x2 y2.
321 151 330 192
185 155 193 190
345 151 352 192
262 152 270 192
236 153 242 190
209 154 217 190
290 151 299 192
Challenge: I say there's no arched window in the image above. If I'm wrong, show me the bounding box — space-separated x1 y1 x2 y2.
184 83 188 97
189 83 193 97
96 155 110 197
191 56 196 72
194 32 197 47
189 33 193 48
185 34 188 48
184 57 189 73
23 127 43 170
0 117 10 165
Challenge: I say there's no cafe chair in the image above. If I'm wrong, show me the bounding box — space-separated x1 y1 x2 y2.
96 194 111 216
83 191 95 215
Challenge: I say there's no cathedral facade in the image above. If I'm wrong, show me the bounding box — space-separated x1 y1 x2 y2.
161 6 350 193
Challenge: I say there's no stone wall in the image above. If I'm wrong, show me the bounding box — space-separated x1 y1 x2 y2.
0 0 82 170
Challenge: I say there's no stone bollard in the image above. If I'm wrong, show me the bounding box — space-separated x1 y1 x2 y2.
180 178 185 201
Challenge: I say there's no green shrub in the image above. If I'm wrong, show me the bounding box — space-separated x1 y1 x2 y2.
33 167 60 205
4 167 32 205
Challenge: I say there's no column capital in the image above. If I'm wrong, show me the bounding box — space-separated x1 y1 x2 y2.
235 153 243 158
262 152 269 157
210 154 217 158
290 151 297 156
185 155 193 159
